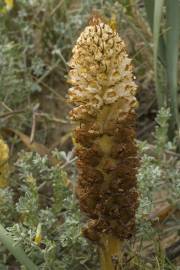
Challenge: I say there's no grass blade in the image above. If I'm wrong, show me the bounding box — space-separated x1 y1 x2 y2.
0 224 38 270
166 0 180 137
153 0 165 107
144 0 154 30
144 0 166 66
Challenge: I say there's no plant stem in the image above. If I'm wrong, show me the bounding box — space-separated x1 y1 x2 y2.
0 224 38 270
100 234 123 270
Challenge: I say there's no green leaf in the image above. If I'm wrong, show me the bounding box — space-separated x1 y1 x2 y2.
166 0 180 137
144 0 166 66
144 0 154 30
153 0 165 107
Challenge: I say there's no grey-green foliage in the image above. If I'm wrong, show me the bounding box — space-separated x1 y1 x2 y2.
137 107 180 239
1 151 97 269
0 0 111 109
134 108 180 270
0 187 14 225
137 144 161 216
137 109 169 227
0 41 30 107
154 107 174 156
136 140 162 239
153 108 180 202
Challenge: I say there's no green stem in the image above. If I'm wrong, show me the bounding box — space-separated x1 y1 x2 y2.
0 224 38 270
100 234 123 270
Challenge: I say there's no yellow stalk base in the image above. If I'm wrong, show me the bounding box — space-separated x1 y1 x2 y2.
100 234 123 270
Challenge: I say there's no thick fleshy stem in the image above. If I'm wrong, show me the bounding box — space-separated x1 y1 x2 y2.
100 235 123 270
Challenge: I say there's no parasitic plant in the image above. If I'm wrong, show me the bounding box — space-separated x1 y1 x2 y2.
0 138 9 188
68 17 139 270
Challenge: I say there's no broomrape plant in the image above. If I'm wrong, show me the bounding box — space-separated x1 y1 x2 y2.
68 17 139 270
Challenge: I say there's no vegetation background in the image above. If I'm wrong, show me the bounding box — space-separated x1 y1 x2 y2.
0 0 180 269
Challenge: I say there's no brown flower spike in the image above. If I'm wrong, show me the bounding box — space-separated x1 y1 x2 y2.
68 17 139 269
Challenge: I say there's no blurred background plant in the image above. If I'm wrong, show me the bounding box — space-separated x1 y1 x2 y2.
0 0 180 269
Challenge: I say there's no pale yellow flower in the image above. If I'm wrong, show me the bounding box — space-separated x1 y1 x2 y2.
34 223 42 245
4 0 14 10
27 174 36 185
0 138 9 188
